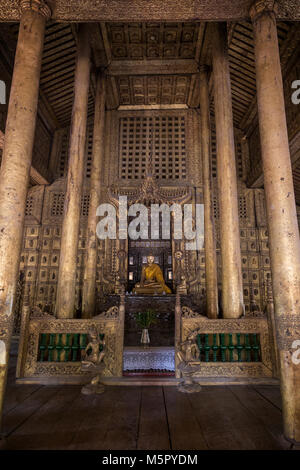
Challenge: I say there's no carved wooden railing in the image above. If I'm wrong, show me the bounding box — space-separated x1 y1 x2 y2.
175 293 274 379
16 293 125 382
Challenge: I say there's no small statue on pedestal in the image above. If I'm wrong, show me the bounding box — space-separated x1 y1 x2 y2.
176 330 202 394
177 274 188 295
81 328 106 395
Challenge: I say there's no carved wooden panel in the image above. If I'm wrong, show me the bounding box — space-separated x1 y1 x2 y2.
117 75 190 106
119 114 187 180
107 23 199 60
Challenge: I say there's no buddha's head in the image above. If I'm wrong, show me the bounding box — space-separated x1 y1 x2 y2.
147 255 155 265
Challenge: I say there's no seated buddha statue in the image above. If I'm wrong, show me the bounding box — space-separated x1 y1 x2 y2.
133 255 172 295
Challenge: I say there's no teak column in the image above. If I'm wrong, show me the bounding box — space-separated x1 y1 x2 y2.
211 23 244 319
82 71 106 318
250 0 300 442
0 0 50 427
55 24 91 319
199 66 219 318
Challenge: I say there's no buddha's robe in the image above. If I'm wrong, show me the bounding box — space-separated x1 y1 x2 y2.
133 263 171 294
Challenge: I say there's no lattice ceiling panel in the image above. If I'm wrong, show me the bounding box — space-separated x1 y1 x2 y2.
107 22 199 60
117 75 190 106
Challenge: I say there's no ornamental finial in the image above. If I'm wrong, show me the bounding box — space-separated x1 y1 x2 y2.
19 0 51 19
250 0 278 21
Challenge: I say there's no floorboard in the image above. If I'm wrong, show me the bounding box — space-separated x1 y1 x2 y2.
2 374 289 450
137 386 170 450
3 386 61 440
253 384 283 410
229 385 289 449
68 386 142 450
5 386 79 449
188 386 285 450
163 387 208 450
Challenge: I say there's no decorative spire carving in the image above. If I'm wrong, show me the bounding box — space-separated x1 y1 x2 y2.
249 0 278 21
19 0 51 18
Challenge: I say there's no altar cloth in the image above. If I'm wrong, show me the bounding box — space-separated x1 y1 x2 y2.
123 346 175 371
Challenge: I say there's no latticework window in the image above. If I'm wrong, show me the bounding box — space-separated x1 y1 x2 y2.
50 192 90 218
25 196 34 216
239 196 247 219
119 115 187 180
59 132 69 178
236 141 243 179
211 125 217 178
85 125 93 178
81 194 90 216
213 196 219 219
51 192 65 217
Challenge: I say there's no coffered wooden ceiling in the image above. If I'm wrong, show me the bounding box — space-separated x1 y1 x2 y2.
0 19 299 203
107 23 199 60
4 20 296 127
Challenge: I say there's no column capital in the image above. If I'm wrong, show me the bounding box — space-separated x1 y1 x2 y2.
19 0 51 19
249 0 278 22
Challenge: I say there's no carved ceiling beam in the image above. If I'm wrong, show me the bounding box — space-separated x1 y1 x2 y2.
1 0 299 22
107 59 199 76
117 104 188 111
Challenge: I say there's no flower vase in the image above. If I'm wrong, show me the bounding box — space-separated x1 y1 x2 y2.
141 328 150 347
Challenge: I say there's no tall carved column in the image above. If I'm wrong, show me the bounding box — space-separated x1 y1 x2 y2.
0 0 50 427
82 71 106 318
199 66 218 318
55 24 91 319
250 0 300 442
211 23 244 319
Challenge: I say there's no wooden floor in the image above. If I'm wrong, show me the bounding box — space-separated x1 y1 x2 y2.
1 342 293 450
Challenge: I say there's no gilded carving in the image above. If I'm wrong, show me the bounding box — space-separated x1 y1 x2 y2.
179 315 273 376
94 306 119 320
19 0 51 18
249 0 278 21
20 298 124 379
181 306 203 319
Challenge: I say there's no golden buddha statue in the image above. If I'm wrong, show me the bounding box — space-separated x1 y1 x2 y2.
133 254 172 295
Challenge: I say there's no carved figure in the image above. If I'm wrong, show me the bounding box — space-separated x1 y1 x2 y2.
133 254 171 294
82 328 105 368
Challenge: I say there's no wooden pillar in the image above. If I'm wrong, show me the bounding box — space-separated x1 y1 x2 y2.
55 24 91 319
82 71 106 318
211 23 244 319
199 66 219 319
250 0 300 442
0 0 50 427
